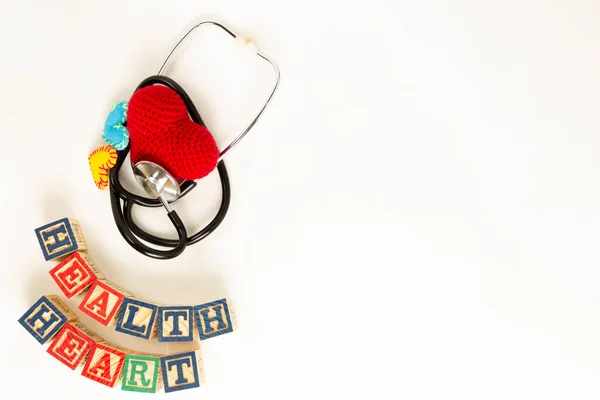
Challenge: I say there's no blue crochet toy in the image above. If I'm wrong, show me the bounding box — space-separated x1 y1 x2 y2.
102 101 129 150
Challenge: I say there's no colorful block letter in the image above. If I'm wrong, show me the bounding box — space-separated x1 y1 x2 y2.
79 280 131 326
158 306 194 342
194 299 234 340
46 321 104 369
18 295 78 344
161 350 203 393
49 252 104 298
34 218 87 261
81 342 128 387
116 298 158 339
122 354 161 393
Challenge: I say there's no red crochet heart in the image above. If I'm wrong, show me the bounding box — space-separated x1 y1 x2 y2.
127 85 219 182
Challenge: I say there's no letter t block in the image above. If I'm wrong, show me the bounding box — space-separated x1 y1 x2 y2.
34 218 87 261
158 306 194 342
161 350 204 393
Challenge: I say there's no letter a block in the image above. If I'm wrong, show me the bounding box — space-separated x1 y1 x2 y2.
35 218 87 261
161 350 204 393
46 321 104 370
81 342 128 388
194 299 235 340
49 252 104 298
121 354 161 393
158 306 194 342
116 298 158 339
18 295 78 344
79 280 131 326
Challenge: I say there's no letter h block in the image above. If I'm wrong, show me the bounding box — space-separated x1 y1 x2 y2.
34 218 87 261
161 350 204 393
194 299 235 341
18 295 78 345
79 280 131 326
46 321 104 370
49 252 104 298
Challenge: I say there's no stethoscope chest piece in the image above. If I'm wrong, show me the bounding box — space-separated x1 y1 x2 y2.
133 161 181 204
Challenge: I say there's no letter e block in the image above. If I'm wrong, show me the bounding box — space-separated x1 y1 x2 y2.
161 350 204 393
81 342 128 387
34 218 87 261
121 354 161 393
116 298 158 339
46 321 104 370
194 298 235 341
18 295 78 344
158 306 194 342
79 280 131 326
49 252 104 298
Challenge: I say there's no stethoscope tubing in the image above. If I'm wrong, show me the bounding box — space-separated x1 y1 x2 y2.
108 20 278 259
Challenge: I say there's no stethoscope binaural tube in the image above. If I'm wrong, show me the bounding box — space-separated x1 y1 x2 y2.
109 75 231 260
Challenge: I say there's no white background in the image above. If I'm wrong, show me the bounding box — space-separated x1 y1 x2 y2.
1 0 600 398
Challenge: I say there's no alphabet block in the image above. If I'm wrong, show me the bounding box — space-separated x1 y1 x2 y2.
81 342 129 388
79 280 131 326
115 298 158 339
121 354 162 393
158 306 195 342
34 218 87 261
49 252 104 298
46 321 104 370
160 349 204 393
194 298 235 341
18 295 78 344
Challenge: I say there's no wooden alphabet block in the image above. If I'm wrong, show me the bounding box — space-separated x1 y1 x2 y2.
34 218 87 261
79 280 131 326
194 298 235 341
18 295 78 344
49 252 104 298
121 354 162 393
115 298 158 339
157 306 195 342
160 349 204 393
81 342 129 388
46 321 104 370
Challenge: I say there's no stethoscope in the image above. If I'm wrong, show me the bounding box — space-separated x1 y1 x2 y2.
109 21 280 260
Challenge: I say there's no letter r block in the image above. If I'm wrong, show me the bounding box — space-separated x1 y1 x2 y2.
18 295 78 344
46 321 104 370
161 350 204 393
49 252 104 298
81 342 128 388
79 280 131 326
34 218 87 261
194 299 235 341
121 354 161 393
